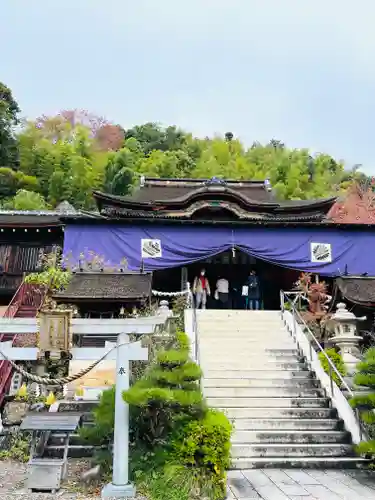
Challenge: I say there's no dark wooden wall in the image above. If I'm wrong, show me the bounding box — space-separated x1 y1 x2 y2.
0 227 63 300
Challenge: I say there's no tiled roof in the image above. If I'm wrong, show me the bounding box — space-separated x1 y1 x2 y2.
336 276 375 305
127 178 273 203
54 272 152 301
0 202 78 227
101 206 324 222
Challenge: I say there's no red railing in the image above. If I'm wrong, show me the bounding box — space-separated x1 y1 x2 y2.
0 282 47 405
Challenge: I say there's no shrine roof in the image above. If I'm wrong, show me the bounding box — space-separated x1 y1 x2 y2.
0 202 79 228
336 276 375 306
104 177 274 204
54 272 152 302
0 211 62 227
91 177 337 221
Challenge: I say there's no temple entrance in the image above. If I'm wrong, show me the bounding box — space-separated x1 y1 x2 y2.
152 249 300 310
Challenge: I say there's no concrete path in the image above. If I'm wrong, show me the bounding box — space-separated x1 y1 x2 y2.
227 469 375 499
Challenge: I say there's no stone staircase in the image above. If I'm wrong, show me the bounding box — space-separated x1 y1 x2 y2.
44 401 100 459
197 309 362 469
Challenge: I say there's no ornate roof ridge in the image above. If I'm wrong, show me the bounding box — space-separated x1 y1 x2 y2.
142 176 267 186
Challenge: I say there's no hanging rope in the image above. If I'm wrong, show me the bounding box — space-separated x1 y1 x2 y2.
152 289 189 297
0 345 118 387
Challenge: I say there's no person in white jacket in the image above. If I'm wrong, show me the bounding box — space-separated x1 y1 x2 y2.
215 277 229 309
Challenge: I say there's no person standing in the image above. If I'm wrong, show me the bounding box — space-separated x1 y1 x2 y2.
193 269 211 309
215 276 229 309
244 270 261 310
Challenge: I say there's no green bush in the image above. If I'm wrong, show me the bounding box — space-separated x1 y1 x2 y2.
350 348 375 461
318 348 346 386
172 296 187 331
0 431 31 463
172 409 232 498
79 386 115 447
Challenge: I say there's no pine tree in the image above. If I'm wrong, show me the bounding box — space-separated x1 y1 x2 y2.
123 330 205 447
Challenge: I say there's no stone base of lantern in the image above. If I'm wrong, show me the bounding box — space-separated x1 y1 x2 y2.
330 336 362 375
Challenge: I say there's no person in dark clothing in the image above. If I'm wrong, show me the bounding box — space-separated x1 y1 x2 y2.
244 270 261 310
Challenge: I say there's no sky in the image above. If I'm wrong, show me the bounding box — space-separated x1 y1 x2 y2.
2 0 375 173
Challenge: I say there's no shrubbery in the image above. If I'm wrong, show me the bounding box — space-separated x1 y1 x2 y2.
172 410 232 498
318 348 346 386
80 330 232 500
350 348 375 462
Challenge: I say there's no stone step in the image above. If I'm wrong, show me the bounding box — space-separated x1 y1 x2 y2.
198 321 284 326
221 407 337 419
200 343 298 351
200 354 302 363
199 335 293 341
231 443 354 458
197 317 282 323
231 457 367 470
196 311 281 318
203 378 319 388
204 387 325 398
202 362 307 370
44 444 99 458
201 343 296 351
203 370 313 379
233 418 343 431
200 326 288 330
207 397 330 408
199 330 290 336
200 339 294 345
198 322 284 328
232 430 350 444
199 337 299 348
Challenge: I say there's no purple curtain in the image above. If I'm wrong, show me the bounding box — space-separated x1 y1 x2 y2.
63 224 375 276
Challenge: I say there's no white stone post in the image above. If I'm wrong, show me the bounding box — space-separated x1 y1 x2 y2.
101 333 148 499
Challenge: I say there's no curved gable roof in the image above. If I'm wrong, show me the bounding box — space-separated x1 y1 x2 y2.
92 177 337 221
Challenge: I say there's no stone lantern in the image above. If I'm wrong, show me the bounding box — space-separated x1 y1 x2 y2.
330 302 366 375
157 300 172 316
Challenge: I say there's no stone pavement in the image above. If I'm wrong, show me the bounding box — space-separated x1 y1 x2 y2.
227 469 375 499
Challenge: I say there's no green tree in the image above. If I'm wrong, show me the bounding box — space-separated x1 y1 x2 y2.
7 189 48 210
19 120 106 209
123 330 205 446
103 147 136 196
125 123 187 154
0 82 20 168
136 149 195 178
0 167 38 200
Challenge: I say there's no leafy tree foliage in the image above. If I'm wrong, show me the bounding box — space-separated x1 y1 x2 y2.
103 147 136 196
0 82 20 168
125 122 187 155
350 348 375 461
18 119 105 209
5 189 48 210
0 80 369 210
0 167 38 201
